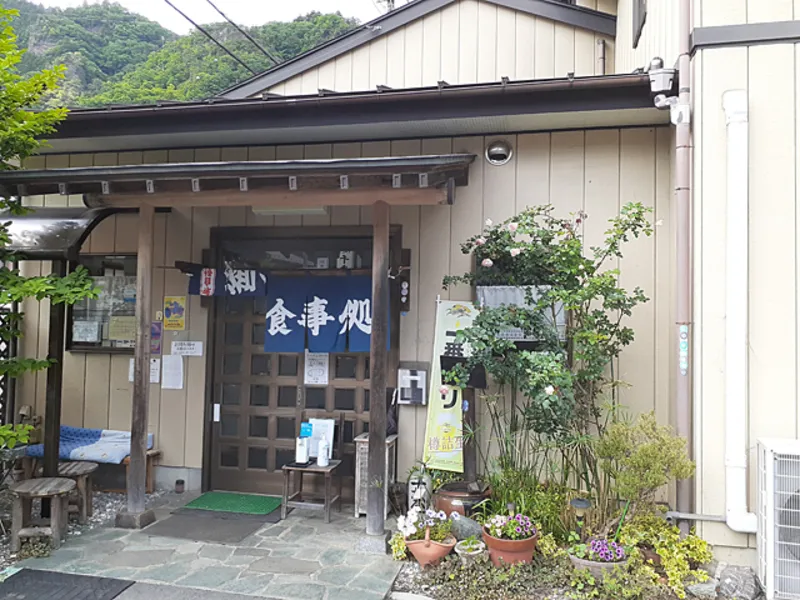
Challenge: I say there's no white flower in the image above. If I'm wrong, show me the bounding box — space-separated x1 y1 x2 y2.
544 385 555 396
439 385 449 396
450 511 461 520
578 264 585 270
437 510 447 520
475 237 486 246
485 218 493 227
481 258 494 267
510 248 522 257
508 222 519 233
656 219 664 227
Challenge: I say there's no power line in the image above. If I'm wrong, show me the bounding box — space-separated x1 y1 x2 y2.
161 0 257 75
203 0 282 65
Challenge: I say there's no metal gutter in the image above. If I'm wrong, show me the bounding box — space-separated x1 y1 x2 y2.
63 74 652 120
219 0 616 99
0 156 476 186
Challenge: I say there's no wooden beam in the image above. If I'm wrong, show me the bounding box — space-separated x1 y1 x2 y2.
367 201 390 537
127 203 154 515
94 187 447 209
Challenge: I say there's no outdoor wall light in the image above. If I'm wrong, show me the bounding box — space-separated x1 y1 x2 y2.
485 140 513 166
570 497 592 536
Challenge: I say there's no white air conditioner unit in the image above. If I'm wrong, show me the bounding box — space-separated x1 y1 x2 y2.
758 438 800 599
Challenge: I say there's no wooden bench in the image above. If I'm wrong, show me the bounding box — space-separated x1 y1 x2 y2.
21 448 162 494
120 449 162 494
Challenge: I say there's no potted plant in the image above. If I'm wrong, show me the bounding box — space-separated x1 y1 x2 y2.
568 535 629 579
397 506 458 568
482 513 538 566
454 535 486 564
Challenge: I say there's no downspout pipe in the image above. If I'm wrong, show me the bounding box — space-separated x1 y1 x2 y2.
722 89 757 534
675 0 694 525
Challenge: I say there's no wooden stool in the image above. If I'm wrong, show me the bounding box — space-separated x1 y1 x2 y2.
58 462 98 525
10 478 76 553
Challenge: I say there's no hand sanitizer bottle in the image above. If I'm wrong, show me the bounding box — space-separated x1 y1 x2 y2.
317 437 330 467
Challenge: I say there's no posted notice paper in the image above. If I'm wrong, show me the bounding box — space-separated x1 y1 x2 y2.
161 354 184 390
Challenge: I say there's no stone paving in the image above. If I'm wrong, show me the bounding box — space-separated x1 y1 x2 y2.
16 493 400 600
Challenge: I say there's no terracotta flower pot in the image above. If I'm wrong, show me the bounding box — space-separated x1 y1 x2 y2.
482 527 538 566
569 555 629 579
405 528 456 568
433 481 491 517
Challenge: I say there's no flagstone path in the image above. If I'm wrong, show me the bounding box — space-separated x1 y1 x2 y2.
17 500 400 600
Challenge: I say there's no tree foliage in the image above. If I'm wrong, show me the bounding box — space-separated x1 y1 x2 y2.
3 0 175 106
81 12 359 106
3 1 358 107
0 6 97 377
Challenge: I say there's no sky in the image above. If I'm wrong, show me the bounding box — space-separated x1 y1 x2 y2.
32 0 387 33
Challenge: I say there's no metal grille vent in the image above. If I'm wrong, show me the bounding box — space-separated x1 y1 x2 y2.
758 439 800 599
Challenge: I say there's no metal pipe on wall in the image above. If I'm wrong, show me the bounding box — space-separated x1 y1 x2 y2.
675 0 695 524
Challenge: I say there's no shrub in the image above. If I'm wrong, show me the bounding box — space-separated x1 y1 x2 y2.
618 513 713 599
596 413 695 510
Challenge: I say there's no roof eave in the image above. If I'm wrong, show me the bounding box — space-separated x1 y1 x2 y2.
219 0 617 100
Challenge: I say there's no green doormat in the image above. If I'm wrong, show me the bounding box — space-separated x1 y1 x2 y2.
183 491 282 516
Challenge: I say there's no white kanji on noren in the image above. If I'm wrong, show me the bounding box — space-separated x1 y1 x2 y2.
297 296 335 336
224 266 267 296
338 299 372 335
265 299 296 336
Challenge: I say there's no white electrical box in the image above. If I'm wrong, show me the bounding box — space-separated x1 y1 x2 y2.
398 368 427 405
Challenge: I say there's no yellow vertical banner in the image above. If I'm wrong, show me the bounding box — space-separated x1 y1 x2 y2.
422 300 477 472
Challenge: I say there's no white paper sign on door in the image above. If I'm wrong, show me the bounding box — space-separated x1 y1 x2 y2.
304 351 329 386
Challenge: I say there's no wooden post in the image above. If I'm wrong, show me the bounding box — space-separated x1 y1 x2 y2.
367 201 389 537
126 203 154 516
42 260 67 518
43 260 66 478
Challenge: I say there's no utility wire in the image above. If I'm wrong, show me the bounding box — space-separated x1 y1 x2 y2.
162 0 257 74
203 0 282 65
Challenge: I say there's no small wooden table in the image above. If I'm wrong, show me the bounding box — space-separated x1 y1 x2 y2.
282 460 342 524
9 477 76 552
58 461 98 525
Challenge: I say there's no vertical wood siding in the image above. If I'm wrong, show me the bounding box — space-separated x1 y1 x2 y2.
693 43 800 559
18 127 672 480
615 0 679 73
265 0 614 97
699 0 798 27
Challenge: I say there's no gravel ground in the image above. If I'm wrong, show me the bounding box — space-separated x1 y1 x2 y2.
0 487 170 571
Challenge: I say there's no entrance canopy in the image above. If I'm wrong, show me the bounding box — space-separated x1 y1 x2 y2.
0 207 121 260
0 155 475 210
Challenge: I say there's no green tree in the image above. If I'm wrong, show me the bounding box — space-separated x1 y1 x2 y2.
82 12 359 106
0 6 96 378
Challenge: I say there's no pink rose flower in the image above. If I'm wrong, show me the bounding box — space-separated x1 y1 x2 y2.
508 222 519 233
510 248 522 257
439 385 449 396
475 237 486 246
481 258 494 267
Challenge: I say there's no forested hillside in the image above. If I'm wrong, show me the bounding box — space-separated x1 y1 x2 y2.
4 0 175 105
83 12 359 106
4 0 359 106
